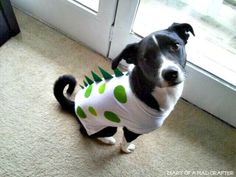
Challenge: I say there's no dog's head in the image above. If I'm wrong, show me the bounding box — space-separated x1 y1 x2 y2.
112 23 195 88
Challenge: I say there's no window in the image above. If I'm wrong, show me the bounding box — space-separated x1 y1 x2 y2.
133 0 236 86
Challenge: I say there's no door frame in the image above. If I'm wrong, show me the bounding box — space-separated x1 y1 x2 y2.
11 0 117 56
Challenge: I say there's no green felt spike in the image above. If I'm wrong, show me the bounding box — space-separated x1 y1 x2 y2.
91 71 102 82
98 67 113 80
85 75 94 85
79 85 84 89
83 80 88 87
114 68 124 77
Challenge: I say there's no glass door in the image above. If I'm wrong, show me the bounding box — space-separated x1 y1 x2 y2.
11 0 117 56
133 0 236 86
109 0 236 127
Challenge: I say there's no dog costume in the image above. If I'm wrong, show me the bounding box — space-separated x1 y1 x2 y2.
75 67 173 136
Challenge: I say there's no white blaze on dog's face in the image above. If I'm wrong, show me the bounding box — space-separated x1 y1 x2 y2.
146 34 186 111
137 32 187 88
159 55 185 87
151 35 185 87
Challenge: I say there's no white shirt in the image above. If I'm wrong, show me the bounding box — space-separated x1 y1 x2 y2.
74 74 175 136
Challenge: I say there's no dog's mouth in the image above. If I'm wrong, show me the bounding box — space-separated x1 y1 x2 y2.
168 80 183 86
157 76 185 88
156 72 185 88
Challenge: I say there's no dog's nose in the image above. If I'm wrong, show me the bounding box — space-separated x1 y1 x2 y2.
162 67 178 82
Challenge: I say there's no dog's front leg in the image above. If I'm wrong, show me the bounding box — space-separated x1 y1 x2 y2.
121 127 140 153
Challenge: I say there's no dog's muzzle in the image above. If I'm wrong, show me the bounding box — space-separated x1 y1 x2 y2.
160 61 185 87
162 67 179 82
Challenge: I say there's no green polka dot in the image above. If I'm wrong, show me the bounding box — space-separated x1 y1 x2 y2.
85 85 93 98
114 85 127 104
88 106 97 116
76 106 86 119
104 111 120 123
98 83 106 94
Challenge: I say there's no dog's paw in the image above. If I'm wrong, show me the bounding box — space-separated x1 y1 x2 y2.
121 143 136 153
97 137 116 145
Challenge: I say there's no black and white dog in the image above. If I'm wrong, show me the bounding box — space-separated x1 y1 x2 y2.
54 23 194 153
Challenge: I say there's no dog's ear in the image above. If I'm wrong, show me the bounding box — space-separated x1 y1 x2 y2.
168 23 195 44
112 43 139 69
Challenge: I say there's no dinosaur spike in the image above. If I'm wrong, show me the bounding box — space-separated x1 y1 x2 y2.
85 75 94 85
79 85 84 89
114 68 124 77
83 80 88 87
98 67 113 80
91 71 102 82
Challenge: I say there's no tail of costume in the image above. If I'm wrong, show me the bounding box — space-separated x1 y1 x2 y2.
53 75 76 114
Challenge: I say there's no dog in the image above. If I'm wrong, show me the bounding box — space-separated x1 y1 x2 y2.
53 23 194 153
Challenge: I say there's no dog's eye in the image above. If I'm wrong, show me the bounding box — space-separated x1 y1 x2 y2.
170 43 180 52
